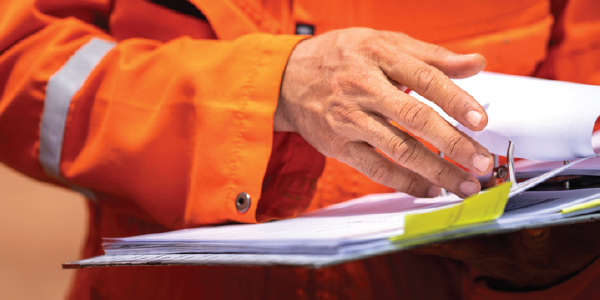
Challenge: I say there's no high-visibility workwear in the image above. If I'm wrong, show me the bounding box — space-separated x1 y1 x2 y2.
0 0 599 299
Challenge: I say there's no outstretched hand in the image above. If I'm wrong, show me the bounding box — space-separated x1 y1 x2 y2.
275 28 492 198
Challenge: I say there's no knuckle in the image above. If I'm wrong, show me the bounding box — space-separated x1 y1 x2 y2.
359 38 385 57
397 102 431 133
443 92 470 117
445 93 461 111
435 165 450 183
358 38 392 66
392 31 409 40
390 137 419 165
326 103 365 134
399 176 418 194
338 71 374 95
328 103 361 124
344 27 377 38
365 161 391 183
337 45 358 64
442 134 465 158
412 65 437 93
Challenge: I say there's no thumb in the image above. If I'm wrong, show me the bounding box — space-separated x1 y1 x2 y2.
437 53 487 79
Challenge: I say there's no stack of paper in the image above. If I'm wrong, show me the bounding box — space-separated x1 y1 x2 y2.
99 158 600 256
64 157 600 269
102 192 460 256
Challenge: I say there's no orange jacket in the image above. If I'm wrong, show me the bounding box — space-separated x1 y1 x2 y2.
0 0 599 299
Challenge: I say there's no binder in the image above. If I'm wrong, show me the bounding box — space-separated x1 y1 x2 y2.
63 147 600 269
63 213 600 269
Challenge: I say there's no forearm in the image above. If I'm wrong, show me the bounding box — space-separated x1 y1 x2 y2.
0 0 320 229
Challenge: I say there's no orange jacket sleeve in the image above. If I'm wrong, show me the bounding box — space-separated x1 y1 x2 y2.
536 0 600 84
0 0 324 229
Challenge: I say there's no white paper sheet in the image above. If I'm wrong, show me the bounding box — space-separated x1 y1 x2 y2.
103 195 463 254
301 192 462 217
509 157 590 198
409 72 600 161
503 188 600 217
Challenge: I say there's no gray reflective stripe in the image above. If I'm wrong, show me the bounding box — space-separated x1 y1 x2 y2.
39 38 116 200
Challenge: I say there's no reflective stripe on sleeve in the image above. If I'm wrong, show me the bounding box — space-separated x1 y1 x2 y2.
39 38 116 200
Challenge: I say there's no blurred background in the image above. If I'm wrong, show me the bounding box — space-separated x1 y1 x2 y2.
0 163 86 300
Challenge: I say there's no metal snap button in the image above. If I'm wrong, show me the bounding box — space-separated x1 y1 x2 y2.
235 192 251 213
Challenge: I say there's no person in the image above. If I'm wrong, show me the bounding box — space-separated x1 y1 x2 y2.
0 0 599 299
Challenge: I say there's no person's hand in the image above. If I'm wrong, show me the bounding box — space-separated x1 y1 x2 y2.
413 222 600 290
274 28 492 198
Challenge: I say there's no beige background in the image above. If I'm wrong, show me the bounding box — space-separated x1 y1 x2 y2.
0 163 86 300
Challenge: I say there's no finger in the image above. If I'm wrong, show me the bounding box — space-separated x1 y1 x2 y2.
360 85 492 176
388 78 408 92
338 141 438 197
350 113 482 197
376 47 488 132
382 31 486 79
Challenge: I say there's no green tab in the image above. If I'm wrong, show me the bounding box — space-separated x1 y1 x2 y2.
390 182 511 242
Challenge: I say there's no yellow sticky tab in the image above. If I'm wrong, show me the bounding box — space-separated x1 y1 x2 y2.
561 199 600 214
390 182 511 242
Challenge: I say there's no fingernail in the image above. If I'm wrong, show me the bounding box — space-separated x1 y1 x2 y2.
466 110 483 128
460 181 479 197
472 153 490 173
428 186 441 197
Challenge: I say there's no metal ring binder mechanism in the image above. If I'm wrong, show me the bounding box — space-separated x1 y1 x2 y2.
441 140 517 195
507 140 516 186
441 139 595 195
564 160 571 190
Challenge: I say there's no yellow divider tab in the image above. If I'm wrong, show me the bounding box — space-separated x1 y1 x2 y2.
561 198 600 214
390 182 511 242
